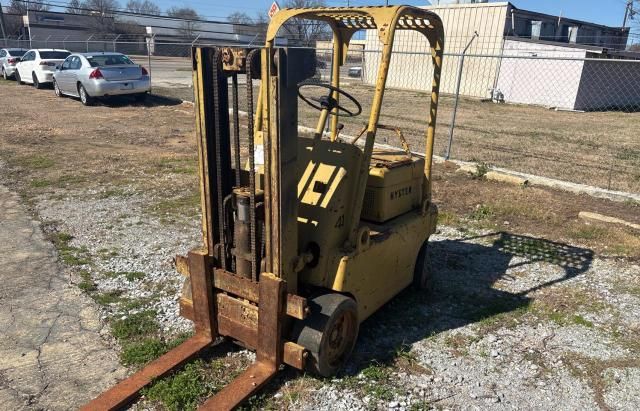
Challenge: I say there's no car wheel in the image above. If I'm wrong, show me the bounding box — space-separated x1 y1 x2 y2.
15 70 23 84
2 67 6 81
78 84 93 106
53 79 62 97
32 73 42 89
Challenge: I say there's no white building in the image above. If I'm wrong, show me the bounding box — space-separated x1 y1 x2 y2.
361 2 638 110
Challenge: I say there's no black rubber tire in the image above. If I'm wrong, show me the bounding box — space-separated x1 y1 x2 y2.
32 73 42 89
53 79 62 97
78 84 93 106
413 241 434 292
292 293 359 377
2 67 7 80
15 70 23 84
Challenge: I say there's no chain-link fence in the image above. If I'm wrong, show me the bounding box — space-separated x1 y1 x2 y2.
2 34 639 194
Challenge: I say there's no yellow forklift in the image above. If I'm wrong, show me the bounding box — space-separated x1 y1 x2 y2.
84 5 444 410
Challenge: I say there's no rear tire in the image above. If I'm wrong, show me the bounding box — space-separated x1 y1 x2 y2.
293 293 359 377
15 70 23 85
413 241 433 292
53 79 62 97
78 84 93 106
2 67 7 80
32 73 42 89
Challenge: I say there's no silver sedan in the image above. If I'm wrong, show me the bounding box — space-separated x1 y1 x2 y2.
53 52 151 106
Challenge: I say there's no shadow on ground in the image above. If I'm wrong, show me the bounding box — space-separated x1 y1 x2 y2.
94 93 183 108
348 231 594 371
240 231 594 403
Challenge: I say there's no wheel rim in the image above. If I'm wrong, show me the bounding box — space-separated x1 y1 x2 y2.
33 74 37 86
323 309 357 368
54 81 60 95
80 87 86 103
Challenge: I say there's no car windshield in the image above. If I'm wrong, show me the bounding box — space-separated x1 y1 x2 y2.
40 51 71 59
8 49 27 56
87 55 134 67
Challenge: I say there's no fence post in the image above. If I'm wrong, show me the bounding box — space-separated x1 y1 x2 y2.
45 35 51 48
147 34 154 92
445 31 479 161
62 35 68 50
113 34 121 52
86 34 94 52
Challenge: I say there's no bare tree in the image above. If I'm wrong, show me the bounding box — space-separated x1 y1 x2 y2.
167 6 200 40
8 0 49 14
81 0 120 33
66 0 83 14
125 0 160 15
281 0 329 46
228 12 268 41
227 12 253 25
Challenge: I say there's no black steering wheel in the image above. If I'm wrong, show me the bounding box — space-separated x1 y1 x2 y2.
297 82 362 117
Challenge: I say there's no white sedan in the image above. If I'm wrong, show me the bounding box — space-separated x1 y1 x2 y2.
15 49 71 89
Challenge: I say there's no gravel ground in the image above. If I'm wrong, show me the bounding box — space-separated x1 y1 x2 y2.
26 183 640 410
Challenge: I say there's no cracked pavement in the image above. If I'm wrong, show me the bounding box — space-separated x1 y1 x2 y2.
0 184 127 410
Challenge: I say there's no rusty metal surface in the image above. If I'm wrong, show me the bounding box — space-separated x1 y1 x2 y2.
189 249 217 337
217 293 258 329
283 342 306 370
180 296 194 321
218 315 258 349
214 269 259 301
175 254 190 277
285 294 308 320
81 334 212 411
198 361 277 411
257 272 285 365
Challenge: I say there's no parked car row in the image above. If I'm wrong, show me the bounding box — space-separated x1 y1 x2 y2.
1 48 151 106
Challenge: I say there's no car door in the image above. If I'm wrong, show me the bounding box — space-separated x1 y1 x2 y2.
19 51 34 81
57 56 73 93
67 56 82 94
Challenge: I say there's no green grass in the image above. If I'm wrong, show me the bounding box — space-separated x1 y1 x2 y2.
30 179 51 188
149 192 200 218
572 225 609 240
78 270 97 292
121 338 168 366
469 204 494 220
437 210 460 226
143 360 208 411
50 232 92 266
20 155 55 169
572 315 594 328
105 270 146 281
111 310 159 341
94 290 125 305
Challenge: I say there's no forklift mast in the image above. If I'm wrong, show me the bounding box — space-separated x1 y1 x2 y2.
83 6 444 411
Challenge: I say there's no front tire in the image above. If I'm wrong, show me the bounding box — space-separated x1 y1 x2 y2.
78 84 93 106
32 73 42 89
413 241 433 292
53 79 62 97
293 293 359 377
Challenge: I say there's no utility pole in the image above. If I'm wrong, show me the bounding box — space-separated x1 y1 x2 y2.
0 0 7 45
623 0 636 27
